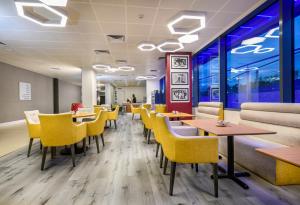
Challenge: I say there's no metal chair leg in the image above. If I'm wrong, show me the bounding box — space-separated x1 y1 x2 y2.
155 143 160 157
147 129 151 144
41 147 48 170
95 135 100 153
71 144 76 167
160 146 164 168
163 157 168 175
83 138 86 156
169 162 177 196
212 163 218 197
101 133 105 146
27 138 33 157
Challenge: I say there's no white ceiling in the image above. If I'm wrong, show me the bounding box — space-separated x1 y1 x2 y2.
0 0 265 86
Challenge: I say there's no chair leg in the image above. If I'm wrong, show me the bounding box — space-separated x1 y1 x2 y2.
191 164 194 169
212 163 218 197
114 120 117 129
147 129 151 144
155 143 160 158
109 120 111 127
40 140 42 150
163 157 168 175
100 133 105 147
144 128 148 138
27 138 33 157
89 136 91 145
41 146 48 170
195 163 199 173
132 113 134 120
169 162 177 196
71 144 76 167
160 146 164 168
83 138 86 156
95 135 100 153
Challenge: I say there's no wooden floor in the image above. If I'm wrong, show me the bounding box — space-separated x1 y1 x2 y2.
0 114 299 205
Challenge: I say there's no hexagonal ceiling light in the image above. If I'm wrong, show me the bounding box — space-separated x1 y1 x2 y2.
167 11 206 35
15 0 68 27
137 42 156 51
157 40 184 53
40 0 68 7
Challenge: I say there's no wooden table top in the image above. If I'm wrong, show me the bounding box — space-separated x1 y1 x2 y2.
256 147 300 167
181 119 276 136
72 112 96 118
161 112 195 118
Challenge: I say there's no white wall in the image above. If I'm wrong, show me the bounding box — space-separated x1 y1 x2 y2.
116 86 146 104
81 70 97 107
105 83 115 105
146 80 160 104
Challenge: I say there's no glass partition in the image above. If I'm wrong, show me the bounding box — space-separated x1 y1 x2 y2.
295 0 300 102
226 2 280 109
196 42 220 102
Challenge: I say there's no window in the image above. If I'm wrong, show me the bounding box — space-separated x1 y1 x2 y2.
196 42 220 102
192 56 198 106
226 3 280 109
159 76 166 104
295 0 300 102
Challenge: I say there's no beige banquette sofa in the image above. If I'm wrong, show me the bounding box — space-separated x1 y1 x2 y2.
219 103 300 185
195 102 224 120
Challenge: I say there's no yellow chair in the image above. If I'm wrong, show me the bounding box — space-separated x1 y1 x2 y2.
156 115 219 197
143 104 152 110
155 104 167 113
131 104 141 120
86 110 108 153
107 105 120 129
24 110 42 157
39 113 87 170
140 108 153 144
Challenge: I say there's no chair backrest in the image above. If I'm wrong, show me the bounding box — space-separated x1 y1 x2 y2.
143 104 152 110
155 104 167 113
24 110 40 124
39 113 75 146
240 103 300 146
150 111 160 143
87 110 108 135
140 108 152 129
196 102 224 120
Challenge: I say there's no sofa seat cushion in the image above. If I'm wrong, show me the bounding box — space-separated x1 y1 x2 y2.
169 121 182 126
172 126 198 136
219 135 287 184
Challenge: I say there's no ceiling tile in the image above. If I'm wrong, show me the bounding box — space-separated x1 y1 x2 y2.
191 0 230 11
159 0 194 9
91 0 125 5
127 24 151 36
154 8 180 25
127 6 156 25
67 2 97 21
101 22 126 35
127 0 160 7
222 0 260 13
93 4 125 23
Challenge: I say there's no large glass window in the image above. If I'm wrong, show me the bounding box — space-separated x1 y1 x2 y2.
226 3 280 109
192 56 198 106
196 42 220 102
295 0 300 102
159 76 166 104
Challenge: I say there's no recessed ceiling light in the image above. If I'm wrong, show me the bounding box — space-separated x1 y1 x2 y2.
92 64 110 71
40 0 68 6
14 0 68 27
167 11 206 35
178 34 199 43
118 66 135 71
137 42 156 51
157 40 184 52
50 67 61 70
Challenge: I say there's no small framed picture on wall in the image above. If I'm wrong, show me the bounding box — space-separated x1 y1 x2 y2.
171 88 189 101
171 72 188 85
171 56 188 69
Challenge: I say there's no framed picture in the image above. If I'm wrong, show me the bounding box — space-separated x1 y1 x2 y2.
171 56 188 69
171 88 189 101
210 87 220 101
171 72 188 85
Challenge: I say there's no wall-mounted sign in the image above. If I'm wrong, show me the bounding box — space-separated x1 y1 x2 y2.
19 82 32 101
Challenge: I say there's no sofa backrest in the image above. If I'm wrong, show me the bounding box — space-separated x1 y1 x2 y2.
240 103 300 146
196 102 224 120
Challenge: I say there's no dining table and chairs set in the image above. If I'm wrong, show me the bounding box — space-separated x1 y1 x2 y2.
24 105 120 170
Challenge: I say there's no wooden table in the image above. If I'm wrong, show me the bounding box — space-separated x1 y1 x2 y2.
256 147 300 167
161 112 195 120
181 119 276 189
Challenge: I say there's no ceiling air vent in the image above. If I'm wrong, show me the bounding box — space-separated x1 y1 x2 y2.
94 49 110 54
150 69 157 72
158 56 165 60
107 35 125 43
116 59 127 63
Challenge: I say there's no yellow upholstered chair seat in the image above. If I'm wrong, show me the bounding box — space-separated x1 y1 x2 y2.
107 105 120 129
24 110 42 157
86 110 108 153
39 113 87 170
140 108 153 144
142 104 152 110
155 104 167 113
131 104 141 120
156 115 219 197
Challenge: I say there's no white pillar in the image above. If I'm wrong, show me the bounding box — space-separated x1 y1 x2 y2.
146 80 160 104
81 70 97 107
105 83 114 105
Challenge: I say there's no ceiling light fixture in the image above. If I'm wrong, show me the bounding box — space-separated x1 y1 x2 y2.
118 66 135 71
136 75 157 80
157 40 184 52
15 0 68 27
137 42 156 51
92 64 110 71
40 0 68 6
178 34 199 43
167 11 206 35
105 67 119 73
